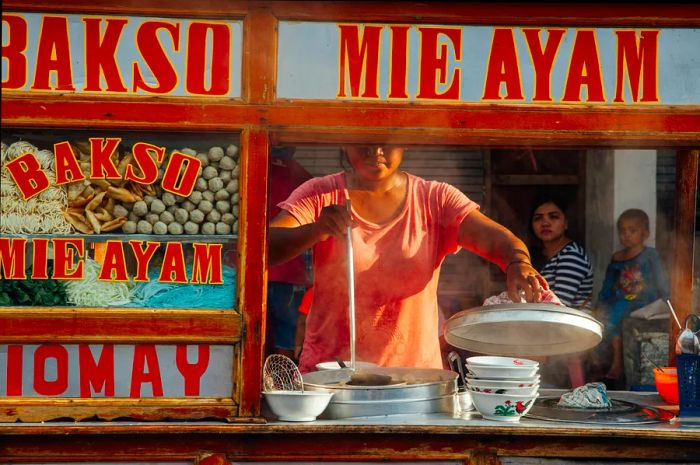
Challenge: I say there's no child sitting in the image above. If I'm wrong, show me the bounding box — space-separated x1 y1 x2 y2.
594 209 670 386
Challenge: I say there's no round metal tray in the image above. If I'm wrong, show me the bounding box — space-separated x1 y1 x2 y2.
444 303 603 356
526 397 675 424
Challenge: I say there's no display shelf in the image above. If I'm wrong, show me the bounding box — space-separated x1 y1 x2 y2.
3 234 237 244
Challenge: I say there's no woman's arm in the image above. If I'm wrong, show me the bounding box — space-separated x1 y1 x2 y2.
268 206 350 266
458 210 548 302
268 211 316 266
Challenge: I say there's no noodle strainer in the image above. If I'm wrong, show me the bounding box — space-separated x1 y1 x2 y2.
262 354 304 392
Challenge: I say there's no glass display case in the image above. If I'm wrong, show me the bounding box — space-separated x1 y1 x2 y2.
1 129 246 420
1 129 240 310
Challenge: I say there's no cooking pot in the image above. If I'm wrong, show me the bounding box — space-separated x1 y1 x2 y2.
303 367 457 419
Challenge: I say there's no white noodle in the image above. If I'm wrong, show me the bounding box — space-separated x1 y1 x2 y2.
40 214 72 233
0 143 72 233
36 149 55 171
38 186 66 202
6 141 38 160
0 178 18 197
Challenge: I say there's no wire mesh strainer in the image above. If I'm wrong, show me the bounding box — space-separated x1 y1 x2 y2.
263 354 304 392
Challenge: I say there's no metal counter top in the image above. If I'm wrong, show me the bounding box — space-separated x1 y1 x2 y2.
1 391 695 439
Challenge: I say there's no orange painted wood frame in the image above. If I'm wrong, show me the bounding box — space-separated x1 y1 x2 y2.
5 1 700 27
2 424 700 462
1 1 698 424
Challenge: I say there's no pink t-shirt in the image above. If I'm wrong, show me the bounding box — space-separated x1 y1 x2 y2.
279 172 478 373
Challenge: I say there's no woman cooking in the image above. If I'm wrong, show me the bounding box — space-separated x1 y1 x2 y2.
268 145 548 373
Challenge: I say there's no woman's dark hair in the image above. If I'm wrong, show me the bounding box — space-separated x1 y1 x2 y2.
528 191 569 268
529 190 569 222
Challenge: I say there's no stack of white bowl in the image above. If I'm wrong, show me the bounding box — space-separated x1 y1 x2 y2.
465 356 540 422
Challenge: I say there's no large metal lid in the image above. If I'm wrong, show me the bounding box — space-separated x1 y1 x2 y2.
444 303 603 356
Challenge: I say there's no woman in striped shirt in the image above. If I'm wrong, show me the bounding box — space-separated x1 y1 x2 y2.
531 192 594 387
531 194 594 310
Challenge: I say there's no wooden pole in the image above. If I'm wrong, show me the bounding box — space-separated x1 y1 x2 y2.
669 150 699 365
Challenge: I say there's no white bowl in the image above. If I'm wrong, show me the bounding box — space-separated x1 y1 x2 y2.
466 356 539 368
466 377 540 389
263 390 334 422
467 384 539 396
466 364 539 379
315 360 378 371
471 391 539 422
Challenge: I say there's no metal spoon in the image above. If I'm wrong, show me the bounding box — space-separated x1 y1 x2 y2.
641 350 664 372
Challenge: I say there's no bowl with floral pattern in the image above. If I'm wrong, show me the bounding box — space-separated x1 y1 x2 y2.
467 384 539 396
470 391 539 422
466 376 540 389
466 356 539 368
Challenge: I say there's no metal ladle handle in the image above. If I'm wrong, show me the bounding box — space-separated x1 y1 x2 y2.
345 199 356 371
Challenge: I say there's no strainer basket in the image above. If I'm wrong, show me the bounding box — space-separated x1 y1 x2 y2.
263 354 304 392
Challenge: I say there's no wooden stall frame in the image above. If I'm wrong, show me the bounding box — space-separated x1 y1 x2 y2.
2 423 700 463
1 1 699 427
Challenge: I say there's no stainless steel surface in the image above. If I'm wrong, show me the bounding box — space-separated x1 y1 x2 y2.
322 393 455 419
677 314 700 354
444 303 603 357
526 396 675 424
345 199 356 370
303 367 458 419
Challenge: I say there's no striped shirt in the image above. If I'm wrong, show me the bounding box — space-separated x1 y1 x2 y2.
540 242 594 310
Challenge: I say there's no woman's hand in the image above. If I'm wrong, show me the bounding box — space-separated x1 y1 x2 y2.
269 205 352 266
506 261 549 303
458 211 549 303
312 204 352 242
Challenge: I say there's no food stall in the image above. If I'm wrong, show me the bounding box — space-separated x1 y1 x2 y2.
1 1 699 464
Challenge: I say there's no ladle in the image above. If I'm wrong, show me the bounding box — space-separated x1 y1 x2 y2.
447 351 467 389
345 199 356 371
341 199 396 387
